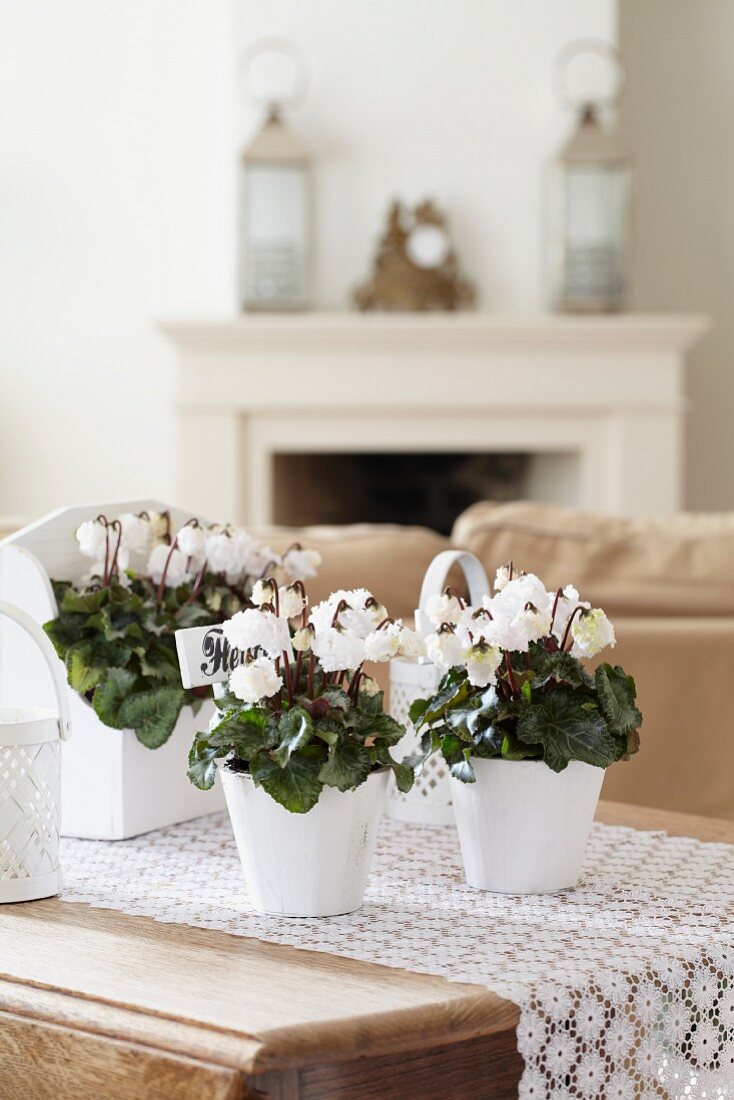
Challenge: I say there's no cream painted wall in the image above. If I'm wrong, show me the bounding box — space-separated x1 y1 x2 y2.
0 1 616 519
235 0 617 311
619 0 734 510
0 1 235 518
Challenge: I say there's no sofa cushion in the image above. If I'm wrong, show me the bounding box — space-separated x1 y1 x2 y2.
452 501 734 617
249 523 451 622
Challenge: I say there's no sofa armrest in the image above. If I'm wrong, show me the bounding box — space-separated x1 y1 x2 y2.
601 617 734 821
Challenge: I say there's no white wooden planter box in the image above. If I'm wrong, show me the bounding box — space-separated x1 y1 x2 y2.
0 500 225 840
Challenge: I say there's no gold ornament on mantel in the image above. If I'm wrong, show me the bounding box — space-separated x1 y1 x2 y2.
354 200 475 312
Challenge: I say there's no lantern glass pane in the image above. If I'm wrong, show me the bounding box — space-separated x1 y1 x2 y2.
242 163 308 308
560 163 629 308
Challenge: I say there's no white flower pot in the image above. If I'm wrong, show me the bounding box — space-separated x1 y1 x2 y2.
450 758 605 894
0 500 225 839
221 768 388 917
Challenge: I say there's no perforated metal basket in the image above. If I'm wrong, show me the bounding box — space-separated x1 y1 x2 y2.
0 600 72 903
387 550 489 827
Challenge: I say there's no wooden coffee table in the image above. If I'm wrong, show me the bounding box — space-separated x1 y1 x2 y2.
1 801 731 1100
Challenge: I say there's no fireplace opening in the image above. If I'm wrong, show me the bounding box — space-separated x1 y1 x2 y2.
271 451 577 535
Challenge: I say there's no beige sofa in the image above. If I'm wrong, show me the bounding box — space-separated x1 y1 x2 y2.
259 502 734 823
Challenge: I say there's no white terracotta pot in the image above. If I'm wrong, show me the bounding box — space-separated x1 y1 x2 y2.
450 758 605 894
221 767 388 917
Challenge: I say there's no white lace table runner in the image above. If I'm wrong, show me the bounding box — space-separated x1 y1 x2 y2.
60 815 734 1099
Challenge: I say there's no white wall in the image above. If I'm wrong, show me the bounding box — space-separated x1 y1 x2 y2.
235 0 617 311
619 0 734 510
0 1 235 519
0 1 616 520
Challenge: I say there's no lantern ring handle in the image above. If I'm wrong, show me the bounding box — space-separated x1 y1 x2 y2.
554 39 626 112
238 37 309 111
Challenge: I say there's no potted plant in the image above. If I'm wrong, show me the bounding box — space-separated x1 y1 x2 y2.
187 583 423 916
412 565 642 894
0 498 321 840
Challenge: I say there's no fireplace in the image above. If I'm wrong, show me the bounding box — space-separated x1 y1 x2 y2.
272 451 581 534
163 313 706 527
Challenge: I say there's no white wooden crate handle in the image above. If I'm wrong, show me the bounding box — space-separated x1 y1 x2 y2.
415 550 490 637
0 599 72 741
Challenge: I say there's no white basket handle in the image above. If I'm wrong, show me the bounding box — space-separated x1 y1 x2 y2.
415 550 490 637
0 599 72 741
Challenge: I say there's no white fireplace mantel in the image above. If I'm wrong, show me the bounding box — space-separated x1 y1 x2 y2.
161 313 708 525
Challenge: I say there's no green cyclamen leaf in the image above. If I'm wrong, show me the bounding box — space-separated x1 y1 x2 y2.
118 686 186 749
92 667 138 729
408 696 430 725
250 745 323 813
357 712 405 745
187 734 223 791
391 762 415 794
59 588 110 616
65 642 106 694
43 615 89 658
531 647 594 689
594 664 643 739
207 708 270 759
318 738 372 792
517 687 616 773
272 707 314 767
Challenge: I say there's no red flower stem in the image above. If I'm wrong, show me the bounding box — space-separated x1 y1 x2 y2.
443 586 466 607
307 653 315 699
294 649 304 692
281 650 293 706
504 651 518 696
156 536 180 602
184 560 208 605
560 605 584 652
108 520 123 582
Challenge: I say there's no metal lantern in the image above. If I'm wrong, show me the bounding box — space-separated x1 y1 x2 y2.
239 41 311 311
549 42 631 313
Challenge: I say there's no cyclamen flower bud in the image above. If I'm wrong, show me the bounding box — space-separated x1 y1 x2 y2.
252 578 278 608
292 626 313 652
360 676 381 697
176 523 206 559
278 585 307 619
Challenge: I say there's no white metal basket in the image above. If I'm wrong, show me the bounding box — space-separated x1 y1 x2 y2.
0 599 72 903
387 550 489 826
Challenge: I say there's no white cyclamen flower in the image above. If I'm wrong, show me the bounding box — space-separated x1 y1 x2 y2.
176 523 207 559
487 573 552 621
425 626 466 671
464 643 503 687
311 626 365 673
360 676 381 697
222 608 293 660
481 604 553 654
364 621 404 662
229 656 281 705
147 543 192 587
309 589 377 638
282 546 322 582
118 513 153 555
148 512 171 543
570 608 616 659
76 519 108 559
425 592 464 627
251 578 278 608
205 531 242 576
398 627 426 660
278 585 307 619
244 543 278 580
